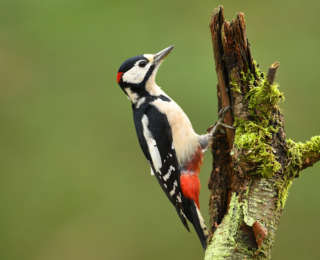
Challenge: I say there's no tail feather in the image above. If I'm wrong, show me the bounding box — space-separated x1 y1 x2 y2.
185 200 208 250
176 207 190 232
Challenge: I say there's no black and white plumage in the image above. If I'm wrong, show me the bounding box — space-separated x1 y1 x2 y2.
117 46 210 249
134 102 188 225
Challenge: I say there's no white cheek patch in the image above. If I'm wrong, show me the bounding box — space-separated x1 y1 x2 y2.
122 61 152 84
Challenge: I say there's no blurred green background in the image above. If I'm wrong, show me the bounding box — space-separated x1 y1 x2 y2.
0 0 319 259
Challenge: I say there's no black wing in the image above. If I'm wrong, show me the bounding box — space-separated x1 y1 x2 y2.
133 103 189 231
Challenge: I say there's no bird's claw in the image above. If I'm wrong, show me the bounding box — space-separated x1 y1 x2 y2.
219 122 235 130
207 106 234 136
218 106 231 118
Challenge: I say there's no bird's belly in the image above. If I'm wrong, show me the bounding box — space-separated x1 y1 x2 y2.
164 106 199 165
171 122 199 165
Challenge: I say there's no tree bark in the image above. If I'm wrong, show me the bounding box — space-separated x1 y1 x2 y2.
205 6 320 260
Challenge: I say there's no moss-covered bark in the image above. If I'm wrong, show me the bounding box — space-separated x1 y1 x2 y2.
205 6 320 260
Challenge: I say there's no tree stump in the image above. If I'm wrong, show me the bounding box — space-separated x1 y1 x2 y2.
205 6 320 260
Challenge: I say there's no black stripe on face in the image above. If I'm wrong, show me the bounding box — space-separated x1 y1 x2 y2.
130 64 155 88
120 64 155 97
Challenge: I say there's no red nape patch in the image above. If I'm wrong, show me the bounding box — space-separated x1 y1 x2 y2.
116 72 123 83
180 174 200 208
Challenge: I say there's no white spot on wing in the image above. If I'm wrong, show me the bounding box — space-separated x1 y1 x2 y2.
150 167 155 176
177 194 182 203
142 115 162 173
169 186 176 196
169 180 178 196
163 165 175 181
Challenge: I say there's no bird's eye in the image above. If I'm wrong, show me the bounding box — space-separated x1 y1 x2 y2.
138 60 148 68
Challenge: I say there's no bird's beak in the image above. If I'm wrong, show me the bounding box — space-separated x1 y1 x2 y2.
153 46 174 65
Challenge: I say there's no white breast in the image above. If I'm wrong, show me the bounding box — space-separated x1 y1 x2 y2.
151 98 199 165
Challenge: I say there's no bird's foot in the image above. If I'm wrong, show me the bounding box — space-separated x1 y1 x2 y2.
207 106 234 136
218 106 230 118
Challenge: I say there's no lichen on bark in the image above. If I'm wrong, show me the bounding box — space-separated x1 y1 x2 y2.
205 193 254 260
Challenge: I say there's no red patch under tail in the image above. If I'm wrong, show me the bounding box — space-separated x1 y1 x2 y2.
180 174 200 208
180 147 204 208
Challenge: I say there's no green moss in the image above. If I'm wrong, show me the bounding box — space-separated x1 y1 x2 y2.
246 82 284 118
286 139 303 177
301 135 320 162
277 136 320 209
230 79 241 93
234 118 281 177
286 136 320 177
242 68 284 120
232 64 284 178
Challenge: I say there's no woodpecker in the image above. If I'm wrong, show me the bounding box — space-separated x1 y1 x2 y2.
116 46 229 249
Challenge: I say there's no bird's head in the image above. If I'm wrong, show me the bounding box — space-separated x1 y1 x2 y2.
116 46 174 103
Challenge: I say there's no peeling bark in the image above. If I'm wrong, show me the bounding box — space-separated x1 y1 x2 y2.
205 6 320 259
